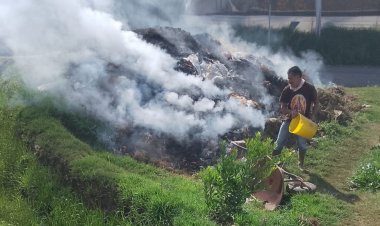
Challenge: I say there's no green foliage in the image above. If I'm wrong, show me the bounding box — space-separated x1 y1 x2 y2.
349 87 380 123
0 87 121 225
15 97 214 226
0 190 40 226
318 120 352 138
201 149 246 224
4 77 375 225
51 109 108 148
351 147 380 191
233 25 380 66
200 133 276 225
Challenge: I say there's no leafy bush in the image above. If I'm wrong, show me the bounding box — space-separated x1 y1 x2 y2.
350 147 380 191
200 133 276 225
318 121 352 138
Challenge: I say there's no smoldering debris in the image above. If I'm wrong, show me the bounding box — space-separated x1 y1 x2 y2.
94 26 290 172
135 27 286 102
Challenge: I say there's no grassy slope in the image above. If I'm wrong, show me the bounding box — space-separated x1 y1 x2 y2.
14 98 352 225
1 70 379 225
298 86 380 226
0 83 124 225
340 87 380 225
15 105 214 226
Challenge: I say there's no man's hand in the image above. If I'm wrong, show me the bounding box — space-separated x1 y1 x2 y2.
291 109 298 118
311 101 319 122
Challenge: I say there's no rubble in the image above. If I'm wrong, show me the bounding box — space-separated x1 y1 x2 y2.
228 92 263 109
317 86 363 124
135 27 287 101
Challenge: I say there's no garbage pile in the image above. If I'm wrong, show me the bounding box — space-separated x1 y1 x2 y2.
135 27 287 99
105 27 288 171
104 27 363 171
317 86 363 124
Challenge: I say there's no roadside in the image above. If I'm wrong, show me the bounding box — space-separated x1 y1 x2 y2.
319 66 380 87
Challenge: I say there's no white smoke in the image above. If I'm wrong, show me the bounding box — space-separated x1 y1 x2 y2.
0 0 266 141
180 20 324 87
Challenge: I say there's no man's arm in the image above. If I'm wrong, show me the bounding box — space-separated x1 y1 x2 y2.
280 102 290 115
280 102 297 118
310 98 319 121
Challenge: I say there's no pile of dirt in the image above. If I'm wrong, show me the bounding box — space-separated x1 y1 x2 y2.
317 86 363 124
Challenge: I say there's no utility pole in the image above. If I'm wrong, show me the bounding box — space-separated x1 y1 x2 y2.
268 0 272 46
315 0 322 36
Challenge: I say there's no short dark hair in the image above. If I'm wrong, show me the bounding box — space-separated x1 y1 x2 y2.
287 66 302 77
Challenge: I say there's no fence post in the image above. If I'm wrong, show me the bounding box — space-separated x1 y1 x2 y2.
315 0 322 36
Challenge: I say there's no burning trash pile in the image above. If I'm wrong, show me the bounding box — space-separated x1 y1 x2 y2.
1 18 363 173
103 27 290 171
105 27 361 172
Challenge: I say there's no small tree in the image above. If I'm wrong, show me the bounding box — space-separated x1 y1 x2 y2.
200 133 277 225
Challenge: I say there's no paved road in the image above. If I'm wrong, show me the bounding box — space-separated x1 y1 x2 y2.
190 15 380 31
1 58 379 88
319 65 380 87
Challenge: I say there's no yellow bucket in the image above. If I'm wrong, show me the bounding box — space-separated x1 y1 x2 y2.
289 113 317 140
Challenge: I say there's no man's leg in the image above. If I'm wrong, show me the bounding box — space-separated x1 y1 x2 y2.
296 136 308 168
272 121 290 156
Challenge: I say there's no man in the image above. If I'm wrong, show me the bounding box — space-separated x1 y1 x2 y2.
272 66 319 170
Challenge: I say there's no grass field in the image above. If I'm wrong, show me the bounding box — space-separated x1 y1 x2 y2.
0 72 379 225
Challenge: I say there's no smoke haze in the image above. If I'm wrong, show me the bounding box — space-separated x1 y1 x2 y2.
0 0 271 143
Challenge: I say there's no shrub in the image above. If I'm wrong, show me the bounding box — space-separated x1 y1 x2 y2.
350 147 380 191
200 133 277 225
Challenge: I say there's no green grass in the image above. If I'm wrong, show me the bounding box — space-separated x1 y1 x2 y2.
14 102 215 225
349 86 380 122
239 193 347 226
0 78 124 225
350 146 380 191
347 87 380 191
0 189 39 226
2 71 380 225
241 86 380 225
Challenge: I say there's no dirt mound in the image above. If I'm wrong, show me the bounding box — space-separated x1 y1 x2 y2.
317 86 363 124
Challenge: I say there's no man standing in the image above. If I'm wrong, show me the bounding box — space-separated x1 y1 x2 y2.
272 66 319 170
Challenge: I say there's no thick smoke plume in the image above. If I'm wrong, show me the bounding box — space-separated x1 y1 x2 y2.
0 1 325 168
0 0 267 143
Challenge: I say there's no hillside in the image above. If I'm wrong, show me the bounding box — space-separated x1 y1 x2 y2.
1 63 380 225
